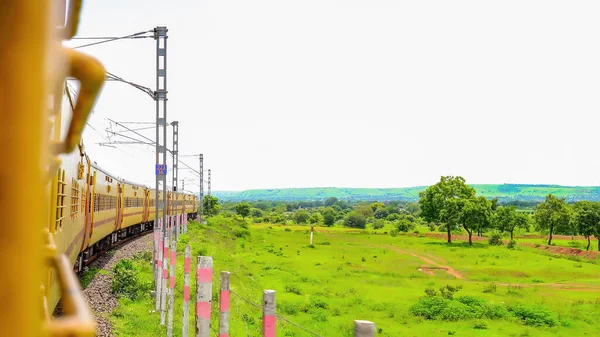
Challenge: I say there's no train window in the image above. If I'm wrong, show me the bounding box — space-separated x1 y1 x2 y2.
55 169 67 231
70 178 79 215
81 187 85 214
94 194 100 212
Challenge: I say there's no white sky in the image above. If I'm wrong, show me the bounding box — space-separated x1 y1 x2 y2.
67 0 600 192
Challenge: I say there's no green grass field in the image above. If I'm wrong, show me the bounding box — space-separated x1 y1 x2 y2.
110 217 600 336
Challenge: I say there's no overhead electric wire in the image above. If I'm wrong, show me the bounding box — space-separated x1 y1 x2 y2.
72 30 153 49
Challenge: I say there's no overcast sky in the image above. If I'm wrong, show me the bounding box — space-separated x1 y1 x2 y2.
66 0 600 192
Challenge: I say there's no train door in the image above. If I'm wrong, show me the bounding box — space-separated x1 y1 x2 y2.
115 183 124 231
142 189 149 222
79 156 94 252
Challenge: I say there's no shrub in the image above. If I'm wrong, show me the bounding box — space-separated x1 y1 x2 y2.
473 320 488 329
284 284 302 295
509 304 556 327
482 283 497 293
507 240 517 249
409 296 448 319
424 287 437 297
310 298 329 309
373 220 384 230
439 300 473 321
389 228 399 237
284 228 292 232
317 241 331 245
428 223 437 232
111 260 149 300
439 284 462 300
233 228 250 238
344 212 366 229
488 233 504 246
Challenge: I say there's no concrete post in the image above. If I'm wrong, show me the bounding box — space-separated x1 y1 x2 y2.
263 290 276 337
155 218 163 311
174 214 179 241
195 256 213 337
219 272 231 337
167 239 176 336
354 320 376 337
160 236 169 325
182 246 191 337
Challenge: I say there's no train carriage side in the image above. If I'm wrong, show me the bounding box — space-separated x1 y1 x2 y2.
121 180 145 230
88 164 119 250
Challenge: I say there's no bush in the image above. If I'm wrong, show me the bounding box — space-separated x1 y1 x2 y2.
424 287 437 297
439 284 462 300
111 259 149 300
428 223 437 232
344 212 366 229
284 228 292 232
482 283 497 294
284 284 302 295
439 300 473 321
410 296 448 319
507 240 517 249
509 304 556 327
389 228 399 237
373 220 385 230
473 320 488 329
488 233 504 246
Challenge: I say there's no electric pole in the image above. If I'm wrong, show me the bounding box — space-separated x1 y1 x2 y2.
207 169 211 217
171 121 179 191
199 154 204 222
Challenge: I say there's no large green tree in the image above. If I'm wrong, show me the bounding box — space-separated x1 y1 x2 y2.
571 201 600 251
202 195 221 216
493 206 529 241
419 176 476 243
234 202 251 220
460 196 492 245
344 211 366 229
322 207 336 227
533 194 571 245
294 210 310 224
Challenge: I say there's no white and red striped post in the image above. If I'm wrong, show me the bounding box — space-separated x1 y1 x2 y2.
155 217 163 311
160 236 169 325
263 290 276 337
354 320 376 337
195 256 213 337
167 239 176 336
219 271 230 337
174 214 179 241
182 246 191 337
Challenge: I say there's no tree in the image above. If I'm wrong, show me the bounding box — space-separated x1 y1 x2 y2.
294 210 310 224
322 207 336 227
250 208 263 218
419 176 476 243
344 211 366 229
533 194 571 245
460 196 492 245
354 204 374 218
571 201 600 251
406 202 421 215
202 195 221 216
234 202 251 220
324 197 339 207
373 208 389 219
493 206 528 241
370 202 386 212
309 212 323 225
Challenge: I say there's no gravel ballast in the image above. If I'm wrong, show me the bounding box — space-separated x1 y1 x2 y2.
83 233 153 337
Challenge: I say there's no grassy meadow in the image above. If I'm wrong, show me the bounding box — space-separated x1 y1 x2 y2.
110 217 600 336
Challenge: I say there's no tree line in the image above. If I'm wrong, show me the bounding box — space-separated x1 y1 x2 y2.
219 176 600 251
419 176 600 250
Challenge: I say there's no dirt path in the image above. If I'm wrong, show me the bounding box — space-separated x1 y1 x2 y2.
377 245 465 279
376 244 600 291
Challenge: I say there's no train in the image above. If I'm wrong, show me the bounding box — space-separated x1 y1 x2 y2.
48 141 199 311
0 1 198 336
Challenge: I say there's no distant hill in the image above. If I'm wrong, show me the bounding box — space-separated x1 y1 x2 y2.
213 184 600 202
